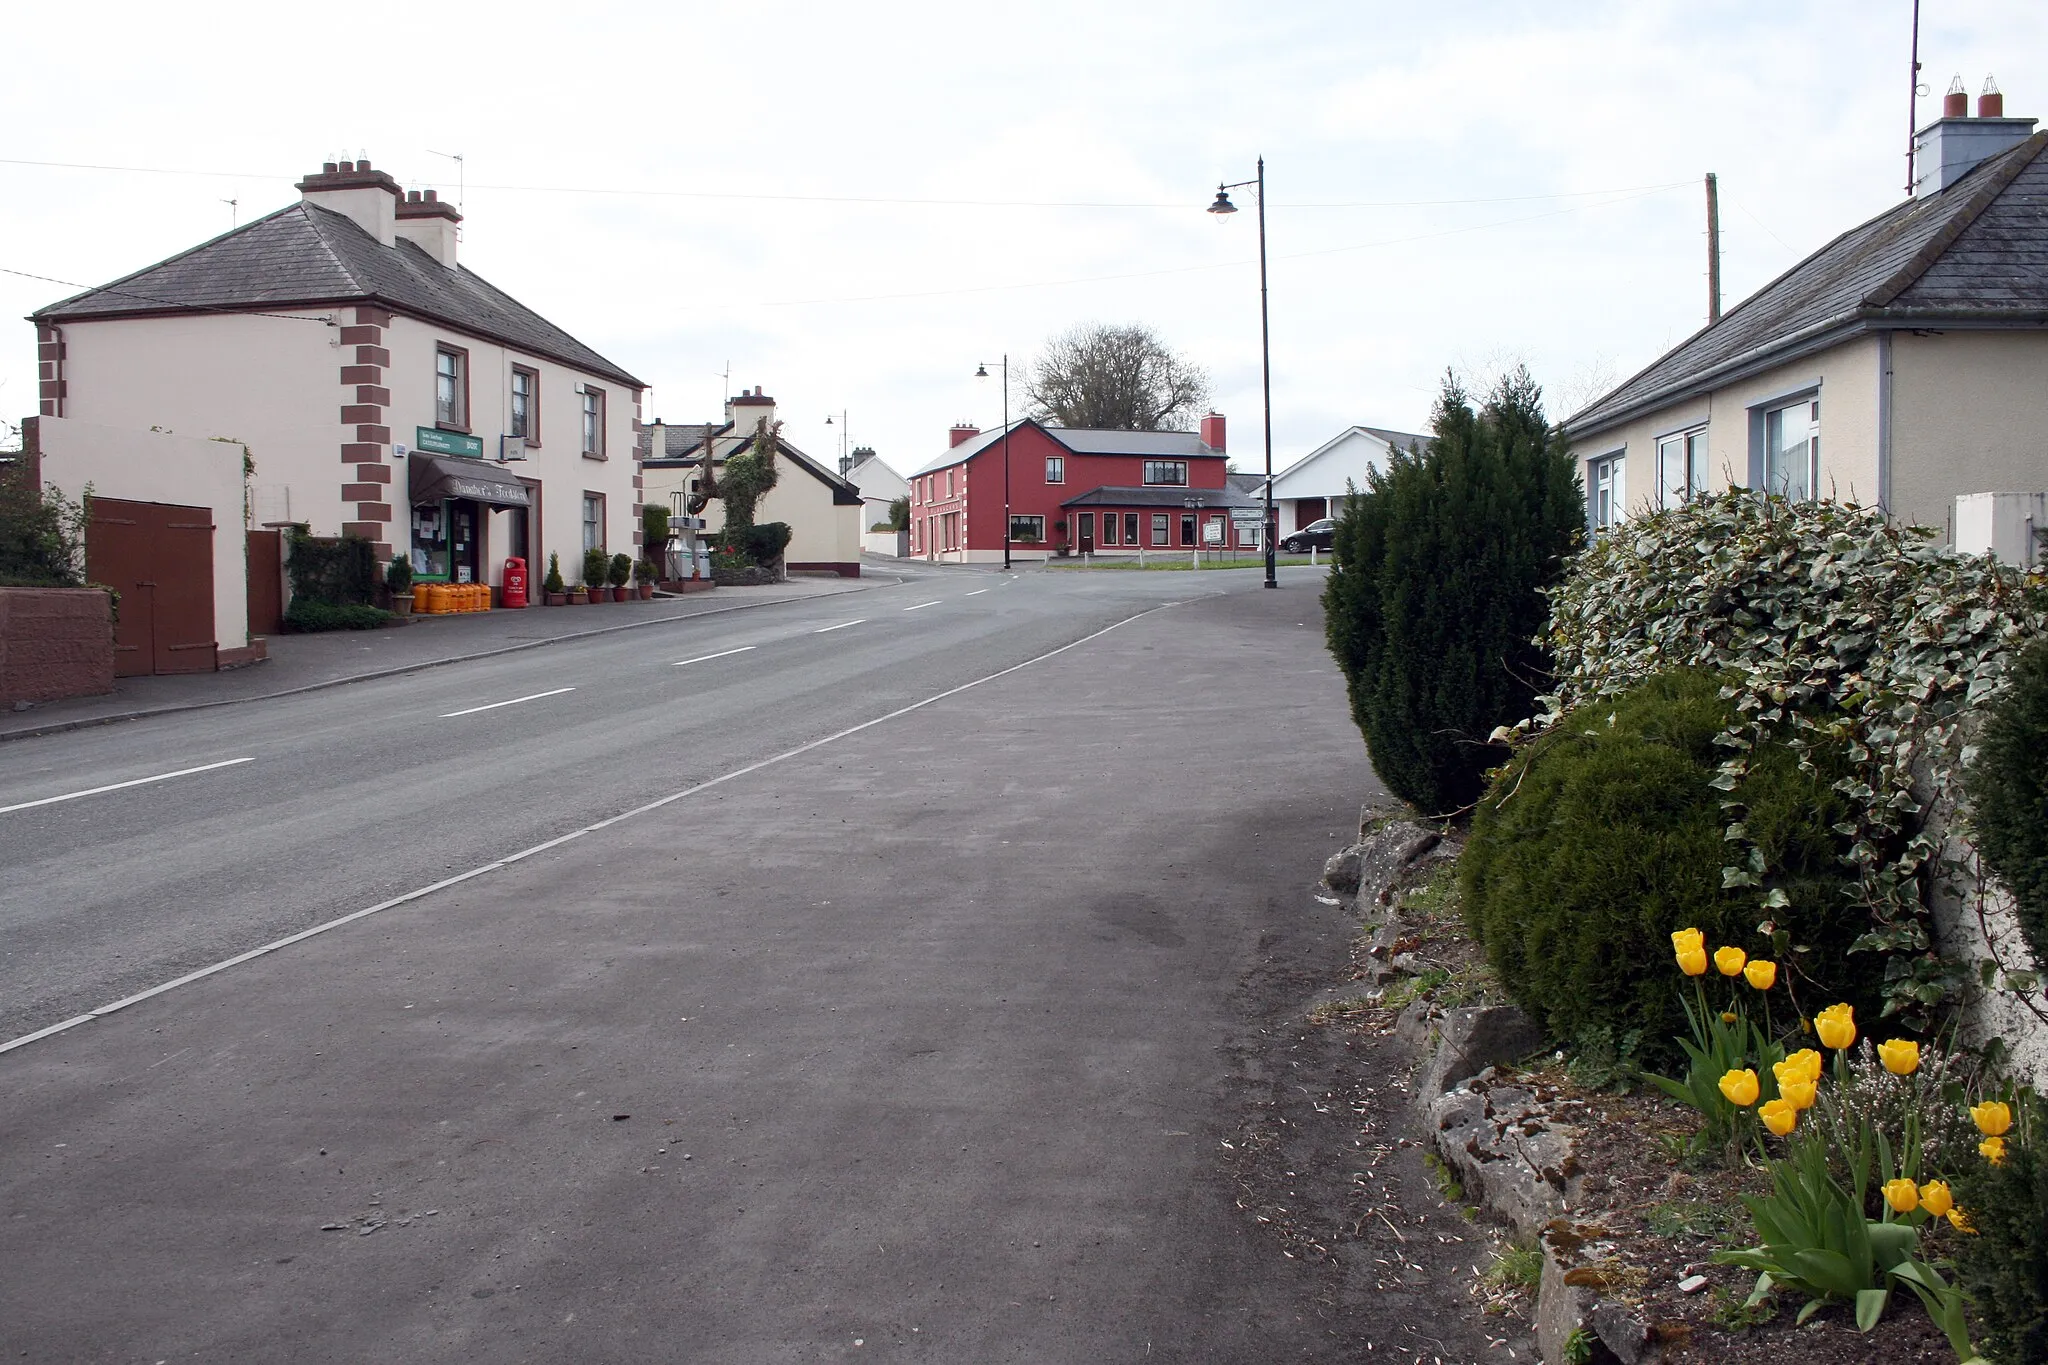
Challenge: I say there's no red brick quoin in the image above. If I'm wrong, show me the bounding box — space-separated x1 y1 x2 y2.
0 587 114 707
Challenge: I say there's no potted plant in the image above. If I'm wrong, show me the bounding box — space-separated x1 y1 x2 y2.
634 558 659 600
1053 520 1070 558
583 547 610 603
386 554 414 617
543 552 567 606
608 552 633 602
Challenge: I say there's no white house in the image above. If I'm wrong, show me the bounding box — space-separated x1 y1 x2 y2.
31 155 647 612
1266 425 1428 530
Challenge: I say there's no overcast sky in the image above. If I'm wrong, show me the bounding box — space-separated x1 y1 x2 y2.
4 2 2043 478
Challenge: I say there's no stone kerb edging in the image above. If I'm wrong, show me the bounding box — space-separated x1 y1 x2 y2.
1320 813 1659 1365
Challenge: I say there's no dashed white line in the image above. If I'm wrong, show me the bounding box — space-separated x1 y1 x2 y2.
672 646 757 666
964 589 989 596
903 600 942 612
813 620 865 633
440 687 575 718
0 756 256 816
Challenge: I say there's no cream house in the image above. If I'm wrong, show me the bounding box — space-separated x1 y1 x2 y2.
1564 91 2047 556
31 157 647 597
639 389 864 576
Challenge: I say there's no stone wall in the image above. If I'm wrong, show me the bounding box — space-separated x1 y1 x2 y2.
0 587 114 707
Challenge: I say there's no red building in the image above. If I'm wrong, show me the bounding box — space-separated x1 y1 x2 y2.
906 414 1265 562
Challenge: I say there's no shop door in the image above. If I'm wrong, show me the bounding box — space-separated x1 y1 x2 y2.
88 497 217 676
451 501 479 583
246 529 283 636
1077 513 1095 554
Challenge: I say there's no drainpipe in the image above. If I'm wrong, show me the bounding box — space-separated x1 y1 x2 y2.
1876 331 1895 517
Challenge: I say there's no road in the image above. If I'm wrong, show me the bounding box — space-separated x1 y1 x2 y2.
0 564 1497 1363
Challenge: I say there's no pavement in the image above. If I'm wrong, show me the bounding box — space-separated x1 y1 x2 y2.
0 571 882 742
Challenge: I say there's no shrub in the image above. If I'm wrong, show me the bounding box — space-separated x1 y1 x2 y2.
582 547 608 588
384 555 412 593
1954 1092 2048 1365
286 529 376 607
543 552 565 595
1461 669 1881 1064
284 600 391 632
0 466 88 587
1967 636 2048 971
1324 368 1583 814
1537 491 2044 1027
742 522 792 565
642 504 670 549
607 552 632 588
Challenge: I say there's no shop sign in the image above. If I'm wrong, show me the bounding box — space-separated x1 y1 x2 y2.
415 427 484 458
1229 508 1265 524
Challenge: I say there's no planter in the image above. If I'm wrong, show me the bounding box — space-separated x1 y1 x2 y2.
570 588 589 605
636 583 654 601
391 594 413 618
546 591 566 606
610 586 628 602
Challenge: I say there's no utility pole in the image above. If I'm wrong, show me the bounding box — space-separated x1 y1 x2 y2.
1705 173 1722 325
1905 0 1924 195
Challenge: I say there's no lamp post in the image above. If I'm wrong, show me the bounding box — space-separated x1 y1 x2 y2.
1183 494 1206 571
1208 157 1277 589
824 410 849 475
974 356 1012 571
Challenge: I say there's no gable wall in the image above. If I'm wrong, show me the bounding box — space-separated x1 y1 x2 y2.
1890 329 2048 537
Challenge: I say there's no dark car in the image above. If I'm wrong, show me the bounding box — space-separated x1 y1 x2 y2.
1280 518 1337 553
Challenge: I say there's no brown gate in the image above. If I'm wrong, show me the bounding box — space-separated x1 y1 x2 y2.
246 529 283 636
87 497 218 676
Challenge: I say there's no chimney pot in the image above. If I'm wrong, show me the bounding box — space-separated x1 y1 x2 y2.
339 160 355 173
357 158 372 170
1980 75 2004 118
424 188 438 202
1943 74 1968 119
323 161 339 174
407 190 420 202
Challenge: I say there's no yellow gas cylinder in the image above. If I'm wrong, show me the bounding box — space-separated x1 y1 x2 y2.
471 583 487 611
428 583 449 614
414 583 435 614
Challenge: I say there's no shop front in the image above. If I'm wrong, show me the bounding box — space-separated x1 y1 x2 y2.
406 450 536 589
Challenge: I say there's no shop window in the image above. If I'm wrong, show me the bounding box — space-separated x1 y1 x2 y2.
435 346 468 430
583 492 604 553
1010 514 1044 544
511 366 539 444
582 387 606 458
1150 513 1169 546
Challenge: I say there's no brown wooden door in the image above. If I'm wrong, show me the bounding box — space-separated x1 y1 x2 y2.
246 530 282 636
1077 512 1095 554
88 498 217 676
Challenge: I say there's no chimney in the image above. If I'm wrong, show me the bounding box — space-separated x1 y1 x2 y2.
1914 75 2037 198
727 385 777 435
296 155 402 245
1200 412 1226 453
395 187 462 269
949 424 980 448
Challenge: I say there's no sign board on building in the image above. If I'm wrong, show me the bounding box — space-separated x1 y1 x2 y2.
415 427 485 458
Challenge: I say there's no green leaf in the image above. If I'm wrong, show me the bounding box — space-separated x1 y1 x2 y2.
1854 1287 1890 1331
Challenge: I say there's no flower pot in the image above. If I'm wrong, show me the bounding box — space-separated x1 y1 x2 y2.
390 593 413 617
571 588 589 605
546 591 566 606
636 583 654 601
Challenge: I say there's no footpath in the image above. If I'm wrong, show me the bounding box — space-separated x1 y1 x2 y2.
1 575 875 743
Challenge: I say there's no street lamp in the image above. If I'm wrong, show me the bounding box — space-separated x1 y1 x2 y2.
824 410 849 475
1183 493 1206 571
974 356 1012 571
1208 157 1277 590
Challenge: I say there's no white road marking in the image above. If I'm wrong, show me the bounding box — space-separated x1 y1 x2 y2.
440 687 575 718
672 646 757 667
0 599 1193 1057
964 589 989 596
903 600 942 611
0 756 255 816
813 620 865 633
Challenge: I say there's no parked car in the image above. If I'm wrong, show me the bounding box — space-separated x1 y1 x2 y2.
1281 518 1337 553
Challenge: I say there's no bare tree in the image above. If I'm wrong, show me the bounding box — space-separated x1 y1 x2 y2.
1024 323 1210 431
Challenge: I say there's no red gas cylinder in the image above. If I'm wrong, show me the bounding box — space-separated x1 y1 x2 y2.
502 557 528 609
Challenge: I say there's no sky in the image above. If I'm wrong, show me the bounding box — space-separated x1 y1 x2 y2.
3 1 2044 479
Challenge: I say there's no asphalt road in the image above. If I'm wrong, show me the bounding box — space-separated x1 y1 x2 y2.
0 564 1410 1362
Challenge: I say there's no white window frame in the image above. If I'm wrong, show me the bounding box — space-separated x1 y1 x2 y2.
1763 398 1820 502
582 492 604 554
1589 451 1626 530
581 387 606 458
1655 425 1709 508
435 346 467 429
1150 512 1170 545
1045 456 1065 484
509 365 538 444
1009 514 1045 544
1142 460 1188 486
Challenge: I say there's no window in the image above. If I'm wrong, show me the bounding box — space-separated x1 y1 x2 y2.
1045 456 1065 484
1101 513 1118 545
1656 426 1709 507
1180 513 1196 546
1764 398 1819 502
911 480 921 506
582 493 604 553
435 346 468 429
1589 452 1626 530
1143 460 1188 486
947 469 955 498
1010 514 1045 544
1124 512 1139 545
1150 513 1170 546
510 366 538 443
581 387 606 457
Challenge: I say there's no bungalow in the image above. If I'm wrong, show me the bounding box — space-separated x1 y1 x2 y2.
1266 425 1428 532
1563 85 2047 557
638 389 865 576
907 414 1263 561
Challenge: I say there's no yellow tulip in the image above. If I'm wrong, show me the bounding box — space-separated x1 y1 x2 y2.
1948 1207 1977 1234
1919 1182 1954 1218
1677 949 1708 977
1759 1098 1798 1136
1743 959 1778 990
1981 1136 2007 1164
1714 946 1748 977
1718 1068 1760 1107
1815 1003 1857 1051
1785 1048 1823 1083
1671 928 1704 955
1778 1076 1817 1111
1877 1039 1920 1076
1721 1011 1739 1024
1884 1178 1920 1214
1972 1101 2013 1137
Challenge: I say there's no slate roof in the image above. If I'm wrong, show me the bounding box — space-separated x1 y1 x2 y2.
639 420 861 506
1061 485 1260 509
33 202 645 388
1356 426 1430 453
1226 472 1267 495
909 418 1223 476
636 424 719 459
1566 129 2048 436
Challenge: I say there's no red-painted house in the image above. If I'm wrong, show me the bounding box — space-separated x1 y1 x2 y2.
906 414 1265 562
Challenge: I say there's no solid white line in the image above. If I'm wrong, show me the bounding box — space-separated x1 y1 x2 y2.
0 757 255 816
0 600 1187 1058
964 589 989 596
903 600 942 611
812 620 865 634
440 687 575 718
672 646 757 666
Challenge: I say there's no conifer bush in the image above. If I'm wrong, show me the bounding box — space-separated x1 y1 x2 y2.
1460 669 1883 1064
1967 636 2048 972
1323 368 1582 814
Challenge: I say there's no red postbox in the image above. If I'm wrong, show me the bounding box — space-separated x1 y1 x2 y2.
502 556 529 609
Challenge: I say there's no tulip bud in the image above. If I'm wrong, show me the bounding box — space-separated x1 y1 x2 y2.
1714 946 1748 977
1778 1077 1817 1111
1785 1049 1823 1084
1948 1207 1977 1234
1677 949 1708 977
1883 1178 1920 1214
1877 1039 1921 1076
1815 1004 1857 1051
